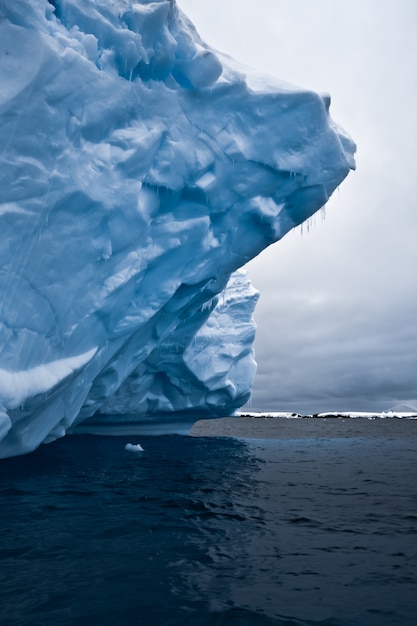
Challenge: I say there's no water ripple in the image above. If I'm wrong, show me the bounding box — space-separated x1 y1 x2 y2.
0 428 416 625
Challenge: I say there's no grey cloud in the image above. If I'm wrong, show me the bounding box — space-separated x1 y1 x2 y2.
178 0 417 412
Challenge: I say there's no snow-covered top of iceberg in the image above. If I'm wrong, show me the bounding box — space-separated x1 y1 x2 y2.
0 0 355 457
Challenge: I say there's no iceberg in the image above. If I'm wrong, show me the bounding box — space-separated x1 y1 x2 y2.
0 0 355 457
125 443 144 453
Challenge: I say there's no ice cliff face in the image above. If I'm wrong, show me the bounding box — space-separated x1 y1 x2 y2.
0 0 355 457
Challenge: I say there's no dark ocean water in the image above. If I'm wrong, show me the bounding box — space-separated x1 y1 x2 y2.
1 421 416 626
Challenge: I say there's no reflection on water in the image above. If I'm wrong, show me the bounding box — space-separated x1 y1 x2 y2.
1 431 416 625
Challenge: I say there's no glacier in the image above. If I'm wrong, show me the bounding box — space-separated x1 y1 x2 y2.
0 0 355 458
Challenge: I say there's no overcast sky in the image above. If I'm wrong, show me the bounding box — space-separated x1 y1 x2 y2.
178 0 417 414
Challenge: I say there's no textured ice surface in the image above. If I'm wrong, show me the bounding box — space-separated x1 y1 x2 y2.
0 0 355 457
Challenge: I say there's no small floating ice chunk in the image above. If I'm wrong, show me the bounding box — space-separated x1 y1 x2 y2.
125 443 144 453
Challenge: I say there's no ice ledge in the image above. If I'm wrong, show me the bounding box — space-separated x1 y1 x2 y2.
0 349 97 412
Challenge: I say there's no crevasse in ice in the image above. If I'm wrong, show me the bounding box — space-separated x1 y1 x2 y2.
0 0 355 457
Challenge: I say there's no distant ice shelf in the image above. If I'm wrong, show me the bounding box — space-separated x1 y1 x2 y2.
238 412 417 419
0 0 355 458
